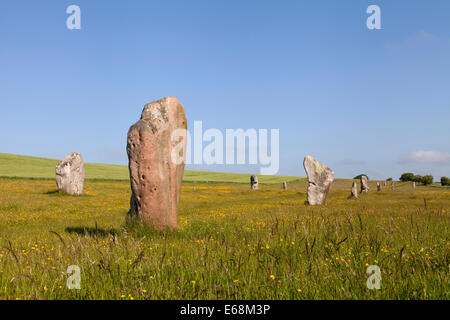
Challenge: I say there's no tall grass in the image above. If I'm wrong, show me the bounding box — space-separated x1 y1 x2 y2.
0 178 448 300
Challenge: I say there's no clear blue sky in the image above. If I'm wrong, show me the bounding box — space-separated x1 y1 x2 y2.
1 0 449 179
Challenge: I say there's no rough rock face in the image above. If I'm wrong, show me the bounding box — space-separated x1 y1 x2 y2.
127 96 187 230
377 182 381 191
360 175 369 193
251 175 259 190
55 152 85 195
384 181 387 187
303 155 334 205
350 182 358 198
283 182 287 190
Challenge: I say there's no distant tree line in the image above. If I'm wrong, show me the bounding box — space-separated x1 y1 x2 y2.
353 173 449 186
399 173 435 185
441 177 450 186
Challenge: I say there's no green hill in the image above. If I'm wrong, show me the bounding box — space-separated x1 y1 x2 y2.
0 153 302 184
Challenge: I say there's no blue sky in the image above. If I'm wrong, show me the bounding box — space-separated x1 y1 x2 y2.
1 0 449 179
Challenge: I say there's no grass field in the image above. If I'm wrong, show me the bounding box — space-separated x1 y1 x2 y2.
0 153 301 184
0 158 448 300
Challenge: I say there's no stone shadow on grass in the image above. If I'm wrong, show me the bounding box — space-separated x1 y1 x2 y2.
45 190 62 195
44 190 91 197
65 226 118 237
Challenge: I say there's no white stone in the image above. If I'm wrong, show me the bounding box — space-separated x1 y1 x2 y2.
55 152 85 195
350 182 358 198
251 175 259 190
303 155 334 205
360 175 369 193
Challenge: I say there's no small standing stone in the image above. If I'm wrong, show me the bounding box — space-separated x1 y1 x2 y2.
55 152 85 195
350 182 358 198
377 182 381 192
360 175 369 193
283 182 287 190
412 181 416 189
391 181 395 190
251 175 259 190
127 96 187 230
303 155 334 205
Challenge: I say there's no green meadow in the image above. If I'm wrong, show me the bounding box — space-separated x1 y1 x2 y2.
0 153 448 300
0 153 301 184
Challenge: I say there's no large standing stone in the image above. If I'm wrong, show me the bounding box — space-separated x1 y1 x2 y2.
377 182 381 192
360 175 369 193
127 97 187 230
55 152 85 195
251 175 259 190
283 182 287 190
391 181 395 190
350 182 358 198
303 155 334 205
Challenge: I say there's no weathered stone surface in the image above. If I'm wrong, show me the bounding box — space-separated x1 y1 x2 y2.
391 181 395 190
251 175 259 190
283 182 287 190
377 182 381 192
384 181 387 187
303 155 334 205
412 181 416 189
360 175 369 193
55 152 85 195
350 182 358 198
127 96 187 230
